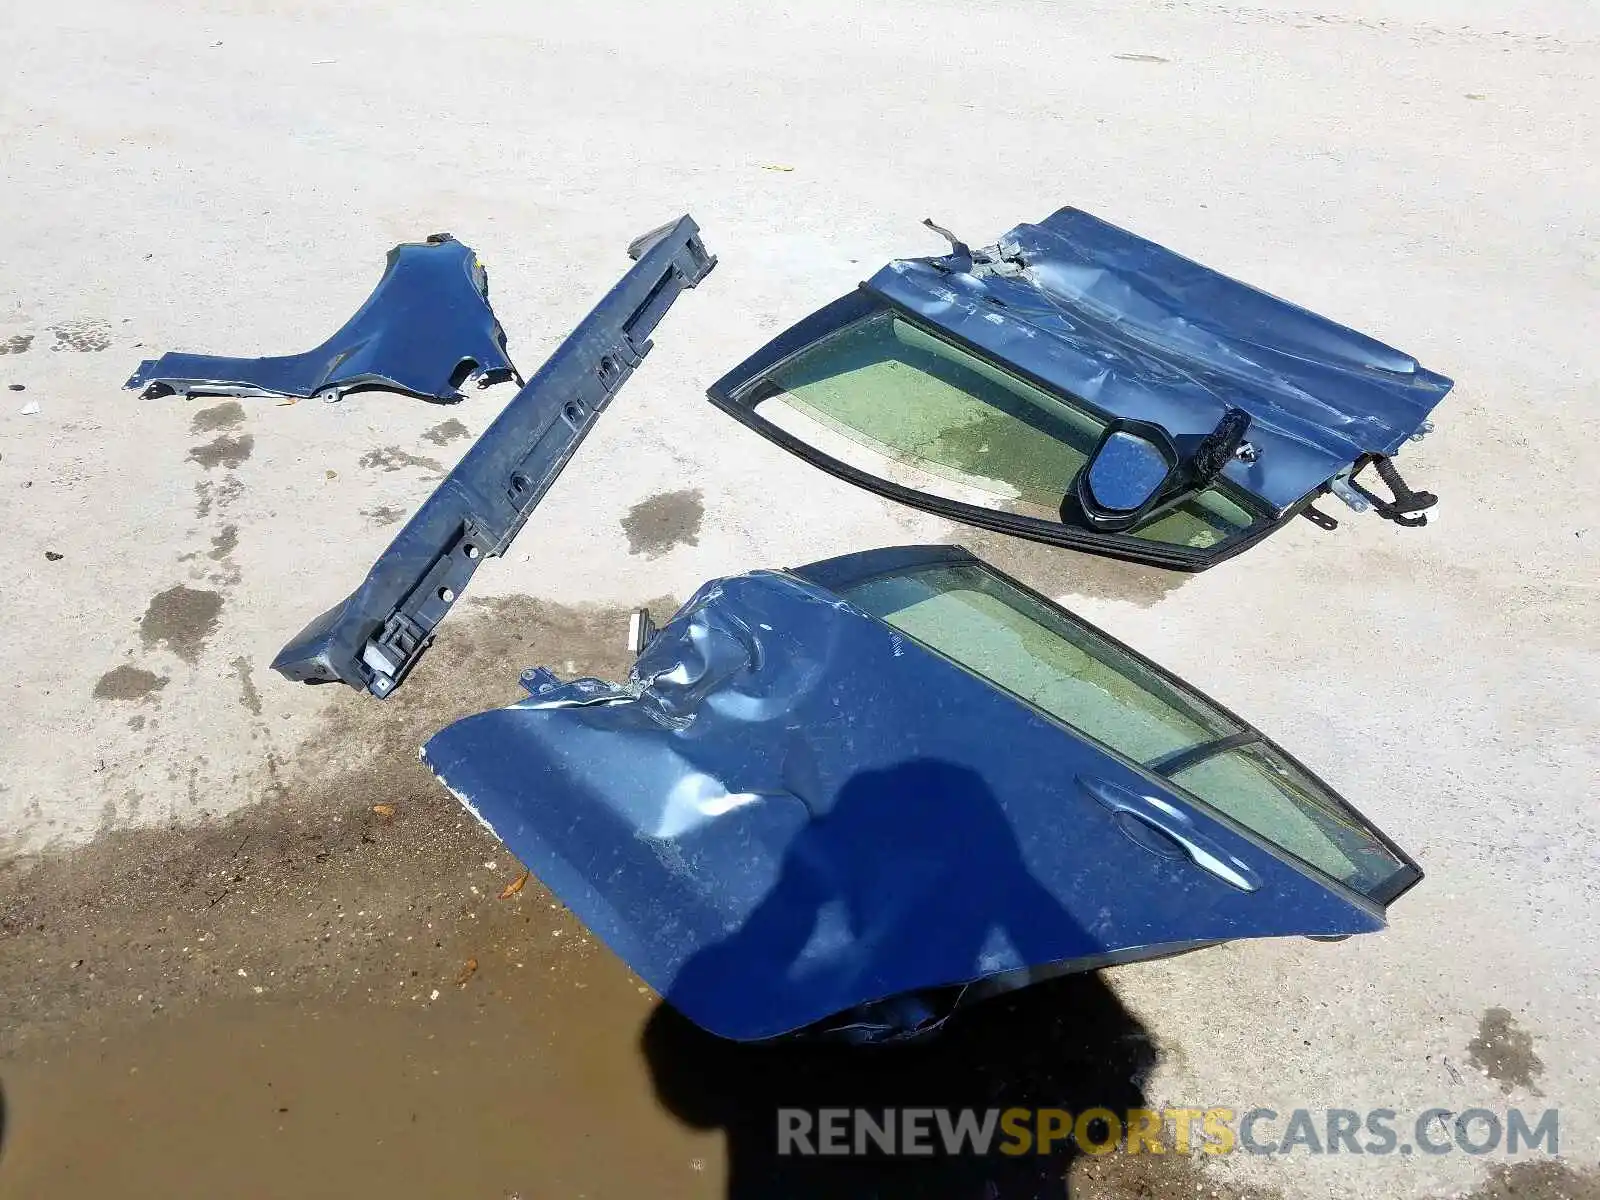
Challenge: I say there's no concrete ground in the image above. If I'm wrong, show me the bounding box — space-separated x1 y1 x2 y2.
0 0 1596 1195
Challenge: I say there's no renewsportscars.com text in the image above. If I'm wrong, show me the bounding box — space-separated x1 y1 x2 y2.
776 1106 1559 1158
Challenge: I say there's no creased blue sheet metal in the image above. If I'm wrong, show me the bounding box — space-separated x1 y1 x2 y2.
126 234 517 404
422 559 1385 1042
272 217 715 697
867 207 1453 511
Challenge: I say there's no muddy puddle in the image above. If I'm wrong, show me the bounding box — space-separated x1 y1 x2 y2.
0 948 1211 1200
0 981 719 1198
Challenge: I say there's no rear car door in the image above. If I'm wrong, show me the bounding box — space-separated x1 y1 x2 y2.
422 545 1419 1041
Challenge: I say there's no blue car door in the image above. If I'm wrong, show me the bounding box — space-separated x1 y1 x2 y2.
422 546 1417 1041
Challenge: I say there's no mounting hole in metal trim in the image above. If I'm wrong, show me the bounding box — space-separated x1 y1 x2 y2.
510 473 531 495
464 544 480 560
439 587 455 602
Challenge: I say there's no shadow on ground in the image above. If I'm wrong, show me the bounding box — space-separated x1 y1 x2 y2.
645 971 1155 1199
641 759 1160 1198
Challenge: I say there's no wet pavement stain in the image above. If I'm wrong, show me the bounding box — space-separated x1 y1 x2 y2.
138 585 223 664
359 446 444 474
92 665 169 702
0 334 32 355
622 488 704 558
0 988 704 1200
421 417 470 446
954 526 1187 607
0 595 662 1035
1468 1006 1545 1094
189 400 245 434
231 656 262 716
193 476 244 519
188 432 254 470
361 504 407 526
1461 1161 1600 1200
48 319 112 352
1071 1153 1281 1198
208 524 239 560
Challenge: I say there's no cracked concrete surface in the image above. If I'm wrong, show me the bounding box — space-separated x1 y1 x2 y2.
0 0 1595 1195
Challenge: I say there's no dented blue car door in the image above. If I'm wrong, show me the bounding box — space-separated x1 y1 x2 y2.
423 545 1419 1042
707 207 1453 569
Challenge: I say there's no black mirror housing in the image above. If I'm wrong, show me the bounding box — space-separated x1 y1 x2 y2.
1072 420 1180 532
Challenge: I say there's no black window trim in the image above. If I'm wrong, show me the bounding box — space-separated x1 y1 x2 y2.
1146 730 1263 776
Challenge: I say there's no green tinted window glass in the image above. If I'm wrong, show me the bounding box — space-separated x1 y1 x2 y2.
1132 488 1256 551
838 563 1241 764
760 312 1257 549
837 559 1413 903
766 313 1096 519
1169 743 1412 899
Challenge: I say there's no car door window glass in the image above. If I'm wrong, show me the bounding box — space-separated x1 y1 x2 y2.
1168 744 1411 899
758 312 1257 550
838 563 1242 764
837 560 1414 902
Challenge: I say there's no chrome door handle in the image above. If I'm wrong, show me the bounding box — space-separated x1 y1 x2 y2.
1078 776 1262 893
